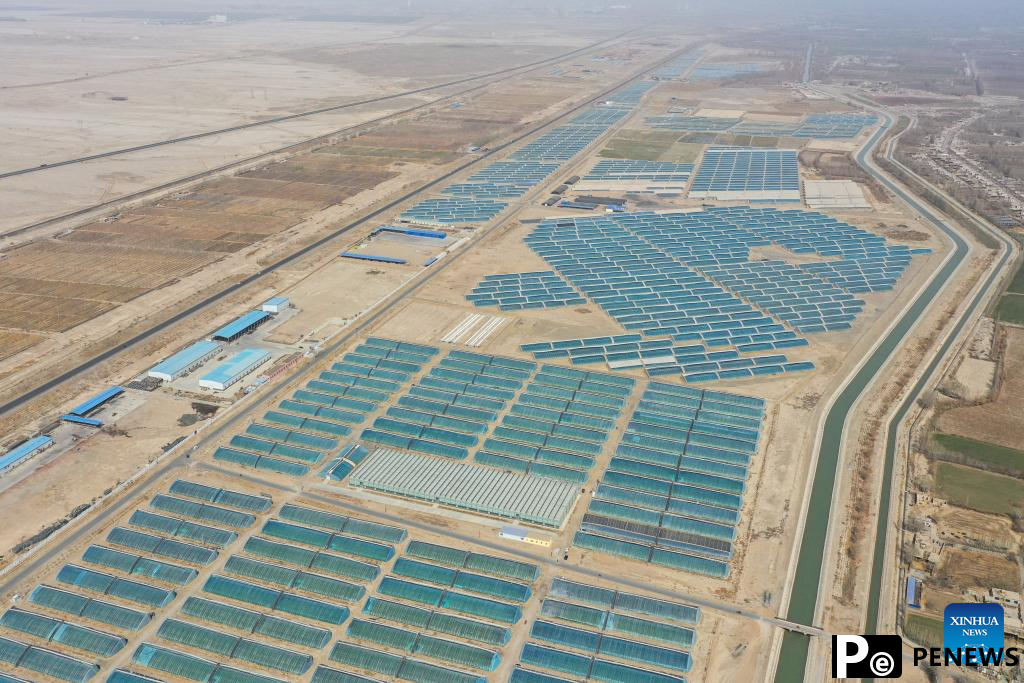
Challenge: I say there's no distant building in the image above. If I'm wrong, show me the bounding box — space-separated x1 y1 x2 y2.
906 576 922 608
499 526 551 548
0 436 53 472
575 195 628 207
261 297 291 314
211 311 271 342
149 340 220 381
60 386 124 428
199 349 270 391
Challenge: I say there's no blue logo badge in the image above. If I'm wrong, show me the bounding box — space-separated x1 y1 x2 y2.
944 602 1004 660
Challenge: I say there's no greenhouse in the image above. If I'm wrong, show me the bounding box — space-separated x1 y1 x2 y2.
223 556 365 603
328 642 486 683
107 671 164 683
363 597 510 647
106 527 218 566
548 578 700 624
213 447 310 478
167 480 273 513
128 510 237 548
203 575 350 626
346 619 500 671
131 643 288 683
538 599 695 648
29 586 150 631
180 596 331 649
0 609 126 657
518 643 687 683
260 520 396 563
150 494 257 529
376 577 522 624
391 558 532 603
0 635 99 683
311 666 384 683
156 619 313 674
58 563 179 607
351 449 578 527
242 536 379 583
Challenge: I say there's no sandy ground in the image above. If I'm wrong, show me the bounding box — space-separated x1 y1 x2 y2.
0 391 196 560
0 12 606 229
947 356 996 401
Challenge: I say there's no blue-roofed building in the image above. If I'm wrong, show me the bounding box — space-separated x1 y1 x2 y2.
61 415 104 428
261 297 291 314
211 311 271 342
148 340 221 381
68 386 124 417
0 435 53 472
907 576 922 608
198 349 271 391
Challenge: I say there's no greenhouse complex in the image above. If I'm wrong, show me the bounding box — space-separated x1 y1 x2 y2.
0 471 707 683
0 32 950 683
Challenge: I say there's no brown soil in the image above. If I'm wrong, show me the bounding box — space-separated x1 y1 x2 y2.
938 325 1024 450
885 229 932 242
935 546 1020 592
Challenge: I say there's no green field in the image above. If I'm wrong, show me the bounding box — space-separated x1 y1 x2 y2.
1005 262 1024 294
997 293 1024 325
934 462 1024 515
903 613 943 648
933 432 1024 475
598 130 701 163
599 130 681 161
659 142 703 163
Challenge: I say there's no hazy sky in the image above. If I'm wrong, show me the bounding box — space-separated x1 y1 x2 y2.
12 0 1024 28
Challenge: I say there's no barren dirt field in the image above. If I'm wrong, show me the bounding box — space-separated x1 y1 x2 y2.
0 391 196 559
0 34 646 444
937 325 1024 449
935 547 1020 592
0 10 609 229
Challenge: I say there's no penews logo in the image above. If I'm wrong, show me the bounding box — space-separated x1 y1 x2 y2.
832 635 902 678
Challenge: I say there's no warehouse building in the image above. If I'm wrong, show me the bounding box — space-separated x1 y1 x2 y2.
211 311 271 342
199 349 270 391
261 297 291 314
60 386 124 426
0 435 53 472
148 340 221 381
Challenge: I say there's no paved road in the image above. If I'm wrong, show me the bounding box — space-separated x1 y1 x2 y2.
773 96 1015 682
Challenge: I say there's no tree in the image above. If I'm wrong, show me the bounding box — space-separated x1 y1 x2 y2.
905 515 928 533
918 390 938 409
